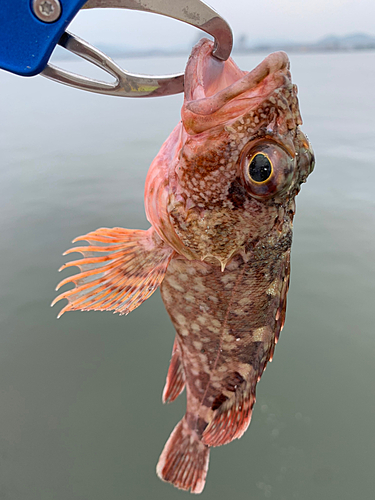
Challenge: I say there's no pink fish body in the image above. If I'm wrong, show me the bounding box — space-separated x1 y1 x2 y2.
53 40 314 494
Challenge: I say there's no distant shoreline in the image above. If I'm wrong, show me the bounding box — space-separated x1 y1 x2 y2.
52 45 375 62
51 31 375 61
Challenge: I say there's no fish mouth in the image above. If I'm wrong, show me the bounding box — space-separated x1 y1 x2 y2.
182 39 291 134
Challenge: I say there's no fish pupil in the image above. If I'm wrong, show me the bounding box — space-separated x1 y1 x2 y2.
249 154 272 182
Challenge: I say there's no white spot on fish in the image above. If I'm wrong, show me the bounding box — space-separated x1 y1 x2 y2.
175 313 187 326
193 340 203 350
233 307 246 316
222 343 236 351
199 353 208 364
197 315 207 325
207 295 218 303
238 297 249 306
252 326 269 342
162 288 172 303
221 274 235 284
167 276 185 292
199 303 209 313
267 280 281 296
195 379 201 389
207 324 220 334
184 292 196 303
193 278 206 293
217 365 227 373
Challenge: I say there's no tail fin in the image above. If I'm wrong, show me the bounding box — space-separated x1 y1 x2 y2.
157 418 210 494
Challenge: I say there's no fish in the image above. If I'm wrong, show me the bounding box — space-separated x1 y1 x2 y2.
52 39 315 494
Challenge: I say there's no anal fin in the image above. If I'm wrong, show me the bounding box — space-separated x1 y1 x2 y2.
162 338 186 403
52 227 174 317
202 383 256 447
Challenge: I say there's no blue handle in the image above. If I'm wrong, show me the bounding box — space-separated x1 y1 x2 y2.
0 0 88 76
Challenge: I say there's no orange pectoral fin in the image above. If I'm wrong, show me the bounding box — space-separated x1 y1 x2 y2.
52 227 174 318
162 338 186 404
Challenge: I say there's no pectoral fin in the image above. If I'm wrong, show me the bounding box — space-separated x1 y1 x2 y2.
52 227 174 317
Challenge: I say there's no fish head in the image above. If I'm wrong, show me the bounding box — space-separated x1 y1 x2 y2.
146 39 314 269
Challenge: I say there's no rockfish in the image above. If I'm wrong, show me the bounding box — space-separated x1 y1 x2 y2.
53 39 314 494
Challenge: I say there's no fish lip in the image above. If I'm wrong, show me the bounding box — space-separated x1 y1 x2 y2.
184 39 290 117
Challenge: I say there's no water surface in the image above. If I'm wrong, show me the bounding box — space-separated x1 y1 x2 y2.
1 51 374 499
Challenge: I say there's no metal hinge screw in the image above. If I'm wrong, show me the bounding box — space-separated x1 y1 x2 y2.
33 0 62 23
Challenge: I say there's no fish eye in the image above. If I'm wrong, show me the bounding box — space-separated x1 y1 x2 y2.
241 141 295 199
248 153 273 184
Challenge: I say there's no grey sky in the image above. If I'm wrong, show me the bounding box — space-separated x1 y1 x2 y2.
69 0 375 49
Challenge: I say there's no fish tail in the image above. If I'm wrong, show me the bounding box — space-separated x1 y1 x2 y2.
157 418 210 494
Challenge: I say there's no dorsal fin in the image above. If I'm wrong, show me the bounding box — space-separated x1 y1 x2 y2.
162 338 186 403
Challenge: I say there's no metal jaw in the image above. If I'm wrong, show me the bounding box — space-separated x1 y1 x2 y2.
42 0 233 97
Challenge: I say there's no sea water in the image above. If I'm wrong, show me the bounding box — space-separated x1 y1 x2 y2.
0 50 374 500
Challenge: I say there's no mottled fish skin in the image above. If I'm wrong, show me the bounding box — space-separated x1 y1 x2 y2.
161 232 291 432
152 40 314 493
53 38 314 495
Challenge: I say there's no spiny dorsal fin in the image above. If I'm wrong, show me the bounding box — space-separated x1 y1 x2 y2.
52 227 174 317
162 338 186 403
